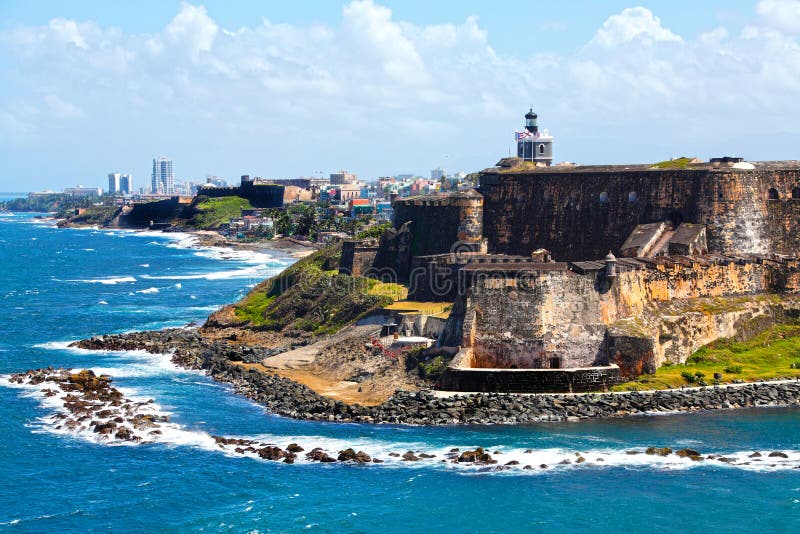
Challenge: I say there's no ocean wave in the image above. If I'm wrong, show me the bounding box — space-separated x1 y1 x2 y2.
62 276 137 285
136 287 160 294
141 265 268 281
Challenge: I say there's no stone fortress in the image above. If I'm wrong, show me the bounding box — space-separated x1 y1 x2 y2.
340 110 800 393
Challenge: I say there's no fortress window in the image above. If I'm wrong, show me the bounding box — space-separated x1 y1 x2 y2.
628 192 638 202
539 144 545 155
599 192 609 203
768 188 780 200
792 187 800 199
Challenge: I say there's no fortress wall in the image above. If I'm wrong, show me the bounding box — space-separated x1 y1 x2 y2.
392 192 483 257
479 168 800 261
462 259 799 371
464 270 612 369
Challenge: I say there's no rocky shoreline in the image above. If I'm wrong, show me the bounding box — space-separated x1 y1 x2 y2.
72 329 800 426
10 367 800 471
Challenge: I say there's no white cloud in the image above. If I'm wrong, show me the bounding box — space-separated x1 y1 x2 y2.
757 0 800 34
2 2 800 185
591 7 682 47
47 18 88 50
163 2 219 58
44 95 85 120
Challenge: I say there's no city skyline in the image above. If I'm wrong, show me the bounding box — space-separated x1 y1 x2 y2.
2 1 800 190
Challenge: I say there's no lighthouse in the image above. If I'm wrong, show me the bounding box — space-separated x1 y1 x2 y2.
516 108 553 165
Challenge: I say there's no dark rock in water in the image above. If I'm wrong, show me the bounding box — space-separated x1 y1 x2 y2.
717 457 736 463
626 450 641 455
558 459 571 465
115 427 134 440
286 443 304 453
675 449 701 459
457 448 496 465
645 447 672 456
418 453 435 459
768 451 789 458
524 449 533 454
749 452 762 458
372 458 384 464
283 455 296 464
449 448 460 453
306 448 336 463
338 448 372 463
596 458 605 462
576 456 586 464
539 464 548 469
505 460 520 466
402 451 419 462
257 446 287 461
388 452 400 457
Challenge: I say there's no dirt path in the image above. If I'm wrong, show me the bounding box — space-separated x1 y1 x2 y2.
256 324 424 405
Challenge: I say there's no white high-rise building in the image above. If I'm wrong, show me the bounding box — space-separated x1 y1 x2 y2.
151 157 174 194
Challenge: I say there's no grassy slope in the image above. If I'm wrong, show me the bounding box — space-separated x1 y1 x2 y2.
613 323 800 391
64 205 120 225
233 244 395 335
186 196 253 229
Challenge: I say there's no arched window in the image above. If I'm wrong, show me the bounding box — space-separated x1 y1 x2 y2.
539 144 545 155
768 188 780 200
599 192 609 203
792 187 800 199
628 191 638 202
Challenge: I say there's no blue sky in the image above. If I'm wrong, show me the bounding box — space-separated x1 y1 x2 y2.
1 0 799 190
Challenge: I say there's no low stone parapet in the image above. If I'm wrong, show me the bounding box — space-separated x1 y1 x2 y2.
439 364 623 393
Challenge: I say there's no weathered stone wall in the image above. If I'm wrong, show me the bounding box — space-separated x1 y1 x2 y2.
339 241 379 276
464 268 610 369
391 190 483 258
460 257 800 373
479 167 800 261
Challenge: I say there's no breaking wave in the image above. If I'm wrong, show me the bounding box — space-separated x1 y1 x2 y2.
62 276 137 285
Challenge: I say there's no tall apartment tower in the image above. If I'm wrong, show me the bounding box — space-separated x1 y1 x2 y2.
119 174 133 195
108 172 121 195
151 157 174 194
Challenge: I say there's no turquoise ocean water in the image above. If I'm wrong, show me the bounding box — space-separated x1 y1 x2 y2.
1 209 800 532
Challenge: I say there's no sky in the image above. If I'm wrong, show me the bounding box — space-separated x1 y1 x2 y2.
2 0 800 190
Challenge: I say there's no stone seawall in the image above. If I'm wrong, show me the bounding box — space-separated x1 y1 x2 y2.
438 365 622 393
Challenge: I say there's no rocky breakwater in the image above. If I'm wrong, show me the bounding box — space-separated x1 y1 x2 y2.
72 329 800 425
7 368 170 442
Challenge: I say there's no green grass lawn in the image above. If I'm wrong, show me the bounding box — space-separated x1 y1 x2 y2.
187 196 253 229
613 324 800 391
651 157 696 169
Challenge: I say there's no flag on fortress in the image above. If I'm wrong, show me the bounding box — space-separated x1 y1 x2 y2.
515 131 532 140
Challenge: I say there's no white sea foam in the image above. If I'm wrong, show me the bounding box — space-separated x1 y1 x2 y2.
174 283 182 289
63 276 137 285
137 287 160 294
98 300 108 305
141 265 268 281
140 264 150 268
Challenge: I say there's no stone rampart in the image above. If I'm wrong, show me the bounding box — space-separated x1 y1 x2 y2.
458 255 800 374
479 163 800 261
